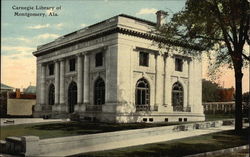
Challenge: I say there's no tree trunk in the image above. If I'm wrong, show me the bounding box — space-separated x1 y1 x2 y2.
234 62 243 134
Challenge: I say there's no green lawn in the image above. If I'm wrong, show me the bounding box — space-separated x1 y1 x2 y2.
1 121 188 140
0 114 239 140
205 114 235 121
77 127 249 157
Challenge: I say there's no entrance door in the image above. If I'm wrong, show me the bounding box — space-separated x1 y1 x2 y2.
68 82 77 113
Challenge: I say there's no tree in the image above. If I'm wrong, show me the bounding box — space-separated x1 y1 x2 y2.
156 0 249 133
202 79 221 102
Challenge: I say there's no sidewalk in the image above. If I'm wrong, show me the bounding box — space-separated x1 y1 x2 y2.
46 125 236 156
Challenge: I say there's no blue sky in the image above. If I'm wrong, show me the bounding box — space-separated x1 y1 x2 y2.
1 0 249 92
2 0 186 51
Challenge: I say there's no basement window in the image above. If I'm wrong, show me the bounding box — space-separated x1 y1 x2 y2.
149 118 154 122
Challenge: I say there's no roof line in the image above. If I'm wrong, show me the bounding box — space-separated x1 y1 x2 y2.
60 14 156 38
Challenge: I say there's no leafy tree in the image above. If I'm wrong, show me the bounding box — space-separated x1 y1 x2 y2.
242 92 250 102
202 79 221 102
156 0 249 133
242 92 250 116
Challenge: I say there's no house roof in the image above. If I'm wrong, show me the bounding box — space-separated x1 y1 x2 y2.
24 85 36 94
1 83 14 90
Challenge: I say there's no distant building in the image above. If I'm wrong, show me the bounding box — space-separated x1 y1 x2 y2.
0 83 14 117
0 83 14 93
217 87 234 102
33 11 204 123
0 86 36 117
24 85 36 94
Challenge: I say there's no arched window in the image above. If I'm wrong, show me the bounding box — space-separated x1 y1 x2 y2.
68 81 77 113
172 82 184 111
94 78 105 105
135 78 150 111
48 84 55 105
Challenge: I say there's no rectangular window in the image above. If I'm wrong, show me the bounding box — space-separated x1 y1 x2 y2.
48 64 54 75
69 58 76 71
175 58 183 72
139 52 149 67
95 52 103 67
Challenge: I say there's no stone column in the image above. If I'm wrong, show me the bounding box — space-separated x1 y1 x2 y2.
187 60 192 112
154 54 160 108
77 54 83 104
105 49 110 102
40 64 46 105
59 59 65 104
54 60 60 105
163 54 167 105
83 54 90 104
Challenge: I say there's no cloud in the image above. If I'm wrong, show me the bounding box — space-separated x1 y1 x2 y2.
136 8 157 15
2 37 31 43
2 46 35 54
36 33 60 40
80 23 87 27
27 24 50 29
55 23 64 29
16 37 32 43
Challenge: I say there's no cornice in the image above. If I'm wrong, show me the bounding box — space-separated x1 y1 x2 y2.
33 26 201 57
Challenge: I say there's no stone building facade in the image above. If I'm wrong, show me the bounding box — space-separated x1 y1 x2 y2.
33 12 205 123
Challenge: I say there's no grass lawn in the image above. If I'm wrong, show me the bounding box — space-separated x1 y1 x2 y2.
77 127 249 157
1 121 189 140
205 114 235 121
1 114 240 140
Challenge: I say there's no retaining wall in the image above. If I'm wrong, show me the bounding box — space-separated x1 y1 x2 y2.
0 120 229 156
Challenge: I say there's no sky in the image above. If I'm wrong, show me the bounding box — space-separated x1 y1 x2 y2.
1 0 249 92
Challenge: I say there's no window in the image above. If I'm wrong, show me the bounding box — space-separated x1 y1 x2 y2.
172 82 184 111
48 84 55 105
175 58 183 72
95 52 103 67
69 58 76 71
135 78 150 111
94 78 105 105
68 81 77 113
139 52 149 67
48 64 54 75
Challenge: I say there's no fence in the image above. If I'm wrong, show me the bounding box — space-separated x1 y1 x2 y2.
202 101 249 114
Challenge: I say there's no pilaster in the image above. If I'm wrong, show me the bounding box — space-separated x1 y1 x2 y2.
83 54 90 104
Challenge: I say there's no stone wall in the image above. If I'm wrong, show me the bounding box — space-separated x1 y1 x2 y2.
7 99 36 116
1 120 226 156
